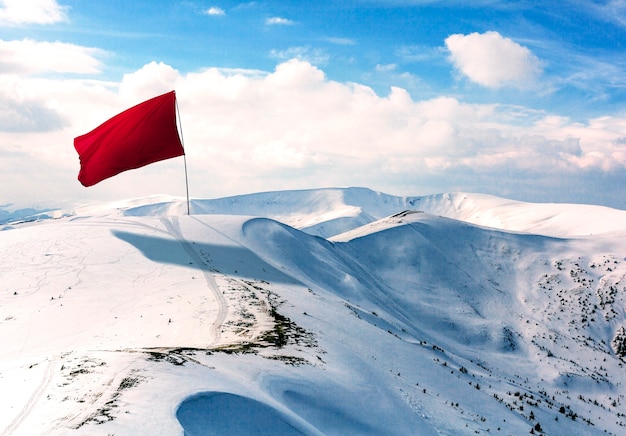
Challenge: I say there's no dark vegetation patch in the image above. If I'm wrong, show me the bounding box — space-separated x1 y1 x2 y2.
143 280 317 365
213 280 317 362
75 374 145 429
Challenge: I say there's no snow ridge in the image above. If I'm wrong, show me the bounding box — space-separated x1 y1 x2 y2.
1 188 626 435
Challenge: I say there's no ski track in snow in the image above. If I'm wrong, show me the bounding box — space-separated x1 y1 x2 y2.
1 356 56 436
160 216 227 347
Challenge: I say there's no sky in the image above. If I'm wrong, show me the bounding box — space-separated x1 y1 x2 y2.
1 0 626 210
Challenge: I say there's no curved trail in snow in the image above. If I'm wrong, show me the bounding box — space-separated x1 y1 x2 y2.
2 357 56 436
160 217 227 348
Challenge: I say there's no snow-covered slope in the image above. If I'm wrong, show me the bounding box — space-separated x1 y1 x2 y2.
1 188 625 435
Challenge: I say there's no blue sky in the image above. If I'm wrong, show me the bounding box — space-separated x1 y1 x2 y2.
1 0 626 209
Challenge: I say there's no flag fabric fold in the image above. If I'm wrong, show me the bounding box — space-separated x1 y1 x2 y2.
74 90 184 187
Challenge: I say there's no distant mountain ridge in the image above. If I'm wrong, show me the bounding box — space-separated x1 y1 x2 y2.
0 206 56 226
6 187 624 238
122 187 626 238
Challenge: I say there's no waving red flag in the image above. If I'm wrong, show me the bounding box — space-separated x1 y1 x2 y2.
74 90 184 187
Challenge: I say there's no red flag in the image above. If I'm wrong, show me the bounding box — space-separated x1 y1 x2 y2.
74 90 184 187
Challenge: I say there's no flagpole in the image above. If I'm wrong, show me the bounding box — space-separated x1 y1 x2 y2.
175 94 191 216
183 154 190 216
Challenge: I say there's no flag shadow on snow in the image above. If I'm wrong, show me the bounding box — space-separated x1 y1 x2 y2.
112 230 301 285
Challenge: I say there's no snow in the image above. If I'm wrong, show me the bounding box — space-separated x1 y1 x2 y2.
116 188 626 238
1 187 626 435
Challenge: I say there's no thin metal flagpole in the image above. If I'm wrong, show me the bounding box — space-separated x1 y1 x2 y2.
175 94 191 216
183 155 190 216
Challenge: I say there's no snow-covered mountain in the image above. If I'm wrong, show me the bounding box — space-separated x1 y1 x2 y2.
121 187 626 238
1 188 625 435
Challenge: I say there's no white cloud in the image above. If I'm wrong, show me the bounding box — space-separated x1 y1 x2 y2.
326 37 356 46
252 141 319 170
204 7 225 16
266 16 294 25
396 45 443 63
148 60 626 187
0 0 67 25
269 46 329 65
0 99 65 132
0 39 104 75
375 63 397 72
445 31 543 89
0 59 625 208
593 0 626 27
119 61 181 102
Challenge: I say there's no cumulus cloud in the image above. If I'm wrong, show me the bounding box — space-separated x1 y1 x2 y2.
173 60 625 194
0 39 104 75
204 7 225 16
119 61 181 102
445 31 542 88
0 59 625 208
0 0 67 25
266 16 294 25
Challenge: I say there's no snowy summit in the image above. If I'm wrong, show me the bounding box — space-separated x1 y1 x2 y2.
1 187 626 435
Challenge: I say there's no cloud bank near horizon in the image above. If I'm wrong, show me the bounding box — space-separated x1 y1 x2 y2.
1 52 625 209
